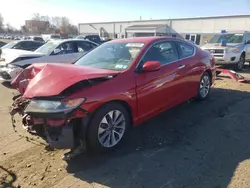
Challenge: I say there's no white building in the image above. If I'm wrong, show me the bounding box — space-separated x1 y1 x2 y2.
78 15 250 45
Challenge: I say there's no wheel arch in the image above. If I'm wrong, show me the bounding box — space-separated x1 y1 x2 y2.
204 69 213 86
242 51 245 57
87 99 134 128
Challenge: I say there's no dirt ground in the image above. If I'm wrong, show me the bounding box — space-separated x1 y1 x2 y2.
1 67 250 188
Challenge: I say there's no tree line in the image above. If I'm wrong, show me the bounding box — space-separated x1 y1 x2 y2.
0 13 78 35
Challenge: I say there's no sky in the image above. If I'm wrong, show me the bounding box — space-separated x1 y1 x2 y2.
1 0 250 29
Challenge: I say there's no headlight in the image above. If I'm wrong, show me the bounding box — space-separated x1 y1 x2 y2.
225 47 239 53
25 98 86 114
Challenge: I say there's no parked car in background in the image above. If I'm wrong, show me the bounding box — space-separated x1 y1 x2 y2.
12 51 87 68
10 37 216 160
201 30 250 70
29 36 45 42
41 34 62 42
1 40 44 51
0 41 6 48
0 39 98 82
76 35 103 44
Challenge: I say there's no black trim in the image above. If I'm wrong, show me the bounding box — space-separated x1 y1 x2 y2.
78 107 90 115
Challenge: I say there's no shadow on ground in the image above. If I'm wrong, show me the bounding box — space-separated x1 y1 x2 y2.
62 87 250 188
0 166 17 188
1 81 14 89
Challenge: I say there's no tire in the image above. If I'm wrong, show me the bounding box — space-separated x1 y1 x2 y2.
196 72 211 101
235 54 245 71
86 103 130 153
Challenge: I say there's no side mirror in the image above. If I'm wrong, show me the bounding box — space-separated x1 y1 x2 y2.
53 48 61 55
142 61 161 72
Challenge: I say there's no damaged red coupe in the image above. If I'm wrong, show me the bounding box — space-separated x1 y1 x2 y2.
10 37 216 159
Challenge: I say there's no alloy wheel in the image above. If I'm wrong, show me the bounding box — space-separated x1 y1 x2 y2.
199 75 210 98
237 56 245 70
98 110 126 148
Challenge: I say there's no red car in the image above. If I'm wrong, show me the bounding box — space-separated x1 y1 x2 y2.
11 37 216 159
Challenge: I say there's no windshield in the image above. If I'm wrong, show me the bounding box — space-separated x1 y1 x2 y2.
1 41 18 49
75 42 145 71
35 41 61 54
208 33 243 43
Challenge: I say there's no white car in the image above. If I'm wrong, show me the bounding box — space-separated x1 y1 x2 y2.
0 49 44 81
0 39 98 82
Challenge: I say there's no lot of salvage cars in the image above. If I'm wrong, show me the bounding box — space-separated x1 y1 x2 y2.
1 36 250 188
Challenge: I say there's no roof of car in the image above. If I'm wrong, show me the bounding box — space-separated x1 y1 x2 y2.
109 36 176 44
46 38 98 44
19 40 44 43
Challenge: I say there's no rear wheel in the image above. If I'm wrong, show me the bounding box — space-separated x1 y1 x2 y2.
87 103 130 153
196 72 211 100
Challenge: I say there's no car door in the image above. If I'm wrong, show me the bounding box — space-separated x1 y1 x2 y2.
135 40 187 120
174 41 197 99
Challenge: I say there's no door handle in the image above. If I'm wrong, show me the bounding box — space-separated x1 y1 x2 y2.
178 65 185 69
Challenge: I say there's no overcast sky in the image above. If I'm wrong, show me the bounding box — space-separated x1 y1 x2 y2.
1 0 250 29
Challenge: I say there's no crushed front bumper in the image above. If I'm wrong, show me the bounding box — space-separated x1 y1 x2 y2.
10 95 88 149
45 121 75 149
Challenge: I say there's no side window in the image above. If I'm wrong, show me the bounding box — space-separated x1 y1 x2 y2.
244 33 250 43
176 42 195 59
56 42 76 54
142 41 179 66
33 42 43 48
76 41 94 52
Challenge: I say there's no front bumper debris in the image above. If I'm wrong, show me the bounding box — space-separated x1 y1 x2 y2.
10 95 75 149
0 70 12 81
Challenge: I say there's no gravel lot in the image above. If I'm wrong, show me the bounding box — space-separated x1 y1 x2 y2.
1 68 250 188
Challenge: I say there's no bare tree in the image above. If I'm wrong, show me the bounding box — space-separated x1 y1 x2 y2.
51 16 62 28
29 13 78 35
6 23 15 33
0 14 4 32
31 13 42 20
32 13 50 21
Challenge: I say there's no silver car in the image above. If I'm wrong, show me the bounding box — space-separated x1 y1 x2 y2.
201 30 250 70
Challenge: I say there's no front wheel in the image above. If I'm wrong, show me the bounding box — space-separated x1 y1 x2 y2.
196 72 211 101
235 54 245 70
87 103 130 153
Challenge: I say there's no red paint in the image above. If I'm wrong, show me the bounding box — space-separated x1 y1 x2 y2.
11 63 120 98
216 68 250 83
12 37 215 126
142 61 161 72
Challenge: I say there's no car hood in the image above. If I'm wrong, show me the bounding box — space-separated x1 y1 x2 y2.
11 63 120 98
201 43 241 49
1 48 44 64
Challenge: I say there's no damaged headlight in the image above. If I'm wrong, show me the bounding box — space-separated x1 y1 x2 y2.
25 98 86 114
